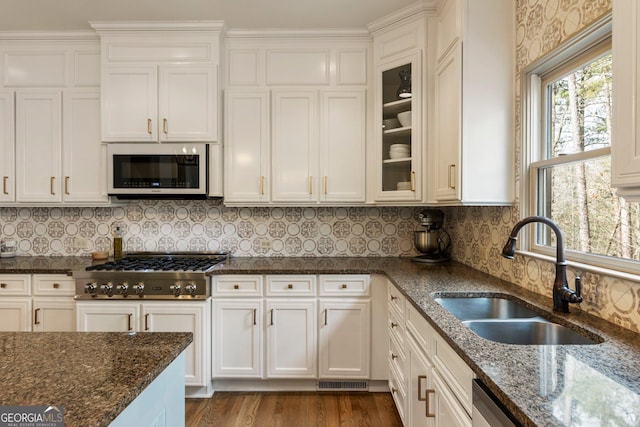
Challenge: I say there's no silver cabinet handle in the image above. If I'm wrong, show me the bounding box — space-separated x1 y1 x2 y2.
163 118 168 134
2 176 8 195
147 118 152 134
50 177 55 195
64 176 70 195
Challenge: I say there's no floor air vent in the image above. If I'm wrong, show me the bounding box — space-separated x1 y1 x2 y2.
317 381 369 391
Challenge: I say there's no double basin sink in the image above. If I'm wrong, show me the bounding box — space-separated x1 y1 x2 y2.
434 295 602 345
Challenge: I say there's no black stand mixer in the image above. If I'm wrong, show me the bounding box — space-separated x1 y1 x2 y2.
411 209 451 264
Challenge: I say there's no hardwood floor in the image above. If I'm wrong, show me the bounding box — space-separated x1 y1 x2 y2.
186 392 403 426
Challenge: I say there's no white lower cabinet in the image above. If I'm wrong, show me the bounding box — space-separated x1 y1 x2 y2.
212 298 263 378
389 283 474 427
266 299 317 378
76 300 210 388
211 274 372 386
319 299 371 379
0 274 74 332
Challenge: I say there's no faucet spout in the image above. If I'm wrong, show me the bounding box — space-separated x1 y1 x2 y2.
501 216 583 313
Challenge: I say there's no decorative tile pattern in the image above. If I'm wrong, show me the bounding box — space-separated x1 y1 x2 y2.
0 201 423 258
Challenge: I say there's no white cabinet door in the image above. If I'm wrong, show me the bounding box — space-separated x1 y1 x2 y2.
0 91 14 202
612 0 640 200
159 65 217 142
142 301 209 387
0 299 31 331
407 334 435 427
266 299 317 378
62 89 107 203
212 299 263 378
76 302 139 332
271 90 318 202
33 298 75 332
101 65 157 142
224 90 270 203
319 299 370 379
319 90 366 203
433 370 472 427
15 90 62 202
433 44 461 202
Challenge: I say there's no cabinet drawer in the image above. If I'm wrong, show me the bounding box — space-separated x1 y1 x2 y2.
212 275 263 297
389 333 406 387
0 275 31 296
389 364 407 424
33 275 75 296
319 275 370 296
388 304 405 348
406 302 433 357
433 334 475 416
266 275 316 296
388 284 406 316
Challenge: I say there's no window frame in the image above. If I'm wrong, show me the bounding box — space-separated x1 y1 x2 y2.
520 15 640 275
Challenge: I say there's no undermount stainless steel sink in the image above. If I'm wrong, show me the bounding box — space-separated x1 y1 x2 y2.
433 296 539 321
434 295 601 345
462 319 599 345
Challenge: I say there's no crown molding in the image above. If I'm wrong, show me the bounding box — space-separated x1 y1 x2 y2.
225 28 371 41
90 20 226 36
367 0 438 34
0 31 98 41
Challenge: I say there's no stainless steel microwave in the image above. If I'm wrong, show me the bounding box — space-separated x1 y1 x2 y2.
107 143 208 198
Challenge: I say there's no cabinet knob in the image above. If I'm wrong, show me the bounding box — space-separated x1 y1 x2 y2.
391 353 398 360
53 283 60 289
341 284 348 289
391 322 398 328
233 284 239 290
390 295 398 301
0 283 6 289
287 284 293 289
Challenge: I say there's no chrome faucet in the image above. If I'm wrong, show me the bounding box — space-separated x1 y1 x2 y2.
501 216 582 313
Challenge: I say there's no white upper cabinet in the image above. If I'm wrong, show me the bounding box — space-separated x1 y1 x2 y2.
224 31 369 205
0 37 106 205
368 6 427 203
224 90 271 203
612 0 640 201
0 91 15 202
15 90 62 202
92 21 223 143
102 64 217 142
62 89 108 203
271 90 318 203
428 0 514 205
319 90 366 203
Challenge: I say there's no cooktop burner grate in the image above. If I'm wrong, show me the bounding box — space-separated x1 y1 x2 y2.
85 252 228 272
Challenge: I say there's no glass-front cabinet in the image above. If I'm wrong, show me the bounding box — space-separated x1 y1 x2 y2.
374 53 423 202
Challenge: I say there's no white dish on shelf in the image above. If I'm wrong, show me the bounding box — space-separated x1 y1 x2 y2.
390 144 410 151
397 111 412 127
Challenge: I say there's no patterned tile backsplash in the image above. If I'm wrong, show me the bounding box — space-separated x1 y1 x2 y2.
0 201 423 258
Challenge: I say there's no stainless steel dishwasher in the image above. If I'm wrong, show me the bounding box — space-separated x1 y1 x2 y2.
472 380 520 427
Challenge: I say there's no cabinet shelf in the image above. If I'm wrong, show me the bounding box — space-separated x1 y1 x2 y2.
383 126 411 136
383 98 412 116
383 157 412 164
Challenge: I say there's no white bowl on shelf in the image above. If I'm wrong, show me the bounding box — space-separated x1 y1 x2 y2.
389 151 410 159
390 144 410 151
397 111 412 127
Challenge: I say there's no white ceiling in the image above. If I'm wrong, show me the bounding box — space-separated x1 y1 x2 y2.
0 0 419 32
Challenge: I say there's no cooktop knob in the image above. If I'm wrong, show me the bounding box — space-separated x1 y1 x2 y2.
170 283 182 296
117 282 129 296
100 282 113 296
184 282 197 296
84 282 97 294
133 282 144 295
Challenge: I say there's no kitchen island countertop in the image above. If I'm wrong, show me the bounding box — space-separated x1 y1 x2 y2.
2 255 640 426
0 331 192 427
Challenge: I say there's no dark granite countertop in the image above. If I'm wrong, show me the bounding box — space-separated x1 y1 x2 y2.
0 331 192 427
2 256 640 426
0 256 94 274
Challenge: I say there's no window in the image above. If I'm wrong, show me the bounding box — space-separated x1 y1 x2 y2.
527 23 640 273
